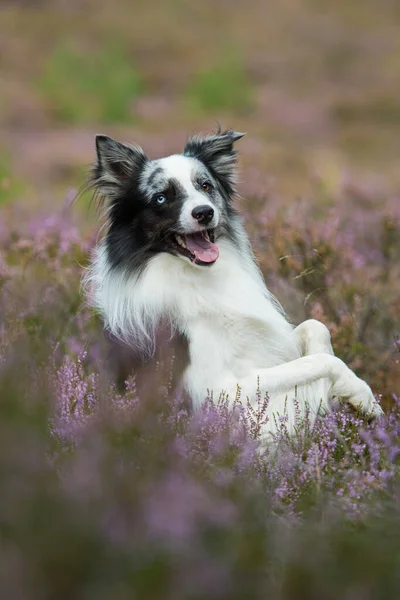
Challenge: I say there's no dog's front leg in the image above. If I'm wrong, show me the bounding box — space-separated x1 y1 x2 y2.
238 353 383 418
291 319 382 417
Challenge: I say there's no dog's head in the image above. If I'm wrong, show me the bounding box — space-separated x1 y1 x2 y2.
90 128 245 269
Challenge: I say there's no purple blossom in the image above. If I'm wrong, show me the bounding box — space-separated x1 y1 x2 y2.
1 187 400 597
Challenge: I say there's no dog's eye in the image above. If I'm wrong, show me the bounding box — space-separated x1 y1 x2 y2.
201 181 213 193
154 194 166 205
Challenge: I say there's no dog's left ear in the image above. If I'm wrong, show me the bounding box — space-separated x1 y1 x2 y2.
90 135 147 200
184 128 245 190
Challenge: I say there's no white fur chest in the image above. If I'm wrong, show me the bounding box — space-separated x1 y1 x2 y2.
89 238 301 404
142 242 301 403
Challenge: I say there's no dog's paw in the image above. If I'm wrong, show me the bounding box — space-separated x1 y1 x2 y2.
365 398 385 420
330 360 383 419
350 385 384 420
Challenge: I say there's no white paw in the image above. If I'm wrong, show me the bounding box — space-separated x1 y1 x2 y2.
331 359 383 419
366 398 385 419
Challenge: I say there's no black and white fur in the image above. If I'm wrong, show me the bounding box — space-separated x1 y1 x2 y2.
83 128 383 442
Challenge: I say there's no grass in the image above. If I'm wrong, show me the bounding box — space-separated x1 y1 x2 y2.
37 41 143 125
186 53 254 114
0 154 27 206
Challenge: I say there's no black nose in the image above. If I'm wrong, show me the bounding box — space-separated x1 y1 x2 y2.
191 205 214 225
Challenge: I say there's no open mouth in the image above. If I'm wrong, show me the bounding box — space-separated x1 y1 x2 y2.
171 229 219 266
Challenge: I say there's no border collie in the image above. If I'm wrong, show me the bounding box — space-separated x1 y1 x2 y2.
83 128 383 442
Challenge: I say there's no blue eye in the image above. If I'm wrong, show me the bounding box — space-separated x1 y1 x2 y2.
155 194 166 205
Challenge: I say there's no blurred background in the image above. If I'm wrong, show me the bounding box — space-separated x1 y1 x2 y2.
1 0 400 206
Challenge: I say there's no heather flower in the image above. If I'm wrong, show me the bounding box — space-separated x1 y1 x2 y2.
1 184 400 597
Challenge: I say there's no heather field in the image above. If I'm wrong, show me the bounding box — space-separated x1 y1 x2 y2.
1 1 400 598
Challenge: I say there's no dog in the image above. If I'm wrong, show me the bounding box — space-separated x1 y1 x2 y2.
83 128 383 443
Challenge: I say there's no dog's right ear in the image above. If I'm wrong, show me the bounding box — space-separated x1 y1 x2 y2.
184 128 245 194
91 135 147 199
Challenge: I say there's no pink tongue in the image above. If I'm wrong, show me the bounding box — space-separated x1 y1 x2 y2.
185 233 219 263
